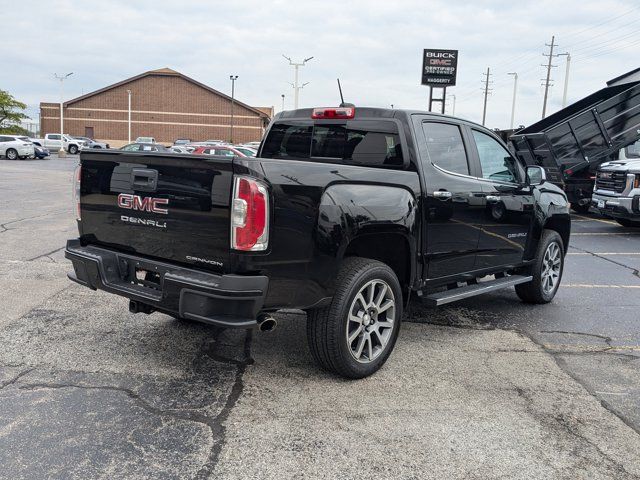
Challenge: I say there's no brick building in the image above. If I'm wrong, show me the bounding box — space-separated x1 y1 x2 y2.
40 68 271 146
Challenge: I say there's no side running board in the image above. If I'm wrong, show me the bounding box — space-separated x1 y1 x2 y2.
422 275 533 307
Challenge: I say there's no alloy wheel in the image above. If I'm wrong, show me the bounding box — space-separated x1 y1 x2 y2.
346 279 396 363
541 241 561 294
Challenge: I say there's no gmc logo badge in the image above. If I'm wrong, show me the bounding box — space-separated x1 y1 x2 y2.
117 193 168 214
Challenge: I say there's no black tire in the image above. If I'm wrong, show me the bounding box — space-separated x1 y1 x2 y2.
515 230 564 304
570 203 590 214
615 218 640 228
68 145 79 155
5 148 18 160
306 257 403 379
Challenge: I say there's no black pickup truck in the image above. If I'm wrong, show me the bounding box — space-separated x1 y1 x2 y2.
66 106 570 378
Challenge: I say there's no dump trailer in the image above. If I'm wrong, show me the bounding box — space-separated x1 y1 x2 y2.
510 78 640 212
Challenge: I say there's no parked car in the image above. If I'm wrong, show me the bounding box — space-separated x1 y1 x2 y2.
41 133 87 154
591 141 640 227
72 136 110 149
233 146 257 157
66 105 571 379
241 141 261 149
169 146 191 154
135 137 156 144
173 138 191 145
33 144 50 159
0 135 36 159
120 143 169 153
204 139 225 144
191 145 250 157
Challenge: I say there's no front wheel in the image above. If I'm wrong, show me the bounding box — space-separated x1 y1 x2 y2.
307 257 402 379
68 145 79 155
515 230 564 304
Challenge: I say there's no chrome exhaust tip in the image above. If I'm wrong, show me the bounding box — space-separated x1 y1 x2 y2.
257 314 277 332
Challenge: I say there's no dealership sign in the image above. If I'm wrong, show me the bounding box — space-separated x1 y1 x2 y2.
422 49 458 87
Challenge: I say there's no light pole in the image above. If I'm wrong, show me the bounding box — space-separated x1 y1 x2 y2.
283 55 313 109
54 72 73 157
507 72 518 129
558 53 571 108
126 90 132 143
281 94 285 112
448 95 456 116
229 75 238 143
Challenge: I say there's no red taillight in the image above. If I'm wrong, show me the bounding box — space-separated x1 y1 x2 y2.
311 107 355 119
73 164 81 221
231 176 269 251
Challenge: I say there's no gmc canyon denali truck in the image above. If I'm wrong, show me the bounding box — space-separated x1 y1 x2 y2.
592 141 640 226
65 107 571 378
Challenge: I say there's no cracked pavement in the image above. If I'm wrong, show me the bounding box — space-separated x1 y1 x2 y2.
1 156 640 479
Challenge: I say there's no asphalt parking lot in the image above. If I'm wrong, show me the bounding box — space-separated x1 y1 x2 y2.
1 155 640 479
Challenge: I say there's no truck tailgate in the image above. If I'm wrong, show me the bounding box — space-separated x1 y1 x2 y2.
78 150 233 273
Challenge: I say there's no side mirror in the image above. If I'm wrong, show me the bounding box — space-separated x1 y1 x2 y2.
526 165 546 186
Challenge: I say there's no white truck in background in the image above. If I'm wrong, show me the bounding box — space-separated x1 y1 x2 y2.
39 134 88 154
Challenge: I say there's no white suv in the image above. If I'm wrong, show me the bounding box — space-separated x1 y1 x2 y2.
0 135 35 160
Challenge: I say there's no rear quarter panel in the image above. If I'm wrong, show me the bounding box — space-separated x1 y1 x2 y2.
233 158 420 309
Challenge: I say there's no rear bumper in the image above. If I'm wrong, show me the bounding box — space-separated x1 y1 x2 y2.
65 239 268 328
591 192 640 220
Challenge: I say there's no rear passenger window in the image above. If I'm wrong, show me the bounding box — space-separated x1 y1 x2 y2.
421 122 469 175
261 120 403 167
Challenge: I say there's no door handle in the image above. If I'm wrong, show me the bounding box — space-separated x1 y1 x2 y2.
433 190 452 200
486 195 501 203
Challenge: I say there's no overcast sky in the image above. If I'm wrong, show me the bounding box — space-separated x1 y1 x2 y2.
3 0 639 129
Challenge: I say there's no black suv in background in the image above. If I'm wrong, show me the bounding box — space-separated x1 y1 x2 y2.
66 106 570 378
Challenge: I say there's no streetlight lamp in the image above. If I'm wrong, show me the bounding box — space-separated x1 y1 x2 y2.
507 72 518 130
54 72 73 157
126 90 132 144
281 94 285 112
282 55 313 109
229 75 238 143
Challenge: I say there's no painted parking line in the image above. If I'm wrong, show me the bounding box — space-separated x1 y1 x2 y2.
572 214 619 226
572 232 640 236
563 284 640 289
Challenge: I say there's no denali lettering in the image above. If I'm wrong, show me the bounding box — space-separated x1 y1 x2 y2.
120 215 167 228
118 193 169 214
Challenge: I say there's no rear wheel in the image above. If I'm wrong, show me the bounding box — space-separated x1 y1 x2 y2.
6 148 18 160
515 230 564 304
307 257 402 379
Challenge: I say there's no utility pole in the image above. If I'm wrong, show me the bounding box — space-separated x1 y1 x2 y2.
229 75 238 143
283 55 313 109
281 94 285 112
558 52 571 108
507 72 518 129
54 72 73 157
541 35 557 119
126 90 132 143
481 67 492 126
449 95 456 116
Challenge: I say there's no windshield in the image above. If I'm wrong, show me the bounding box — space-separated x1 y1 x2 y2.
235 147 256 157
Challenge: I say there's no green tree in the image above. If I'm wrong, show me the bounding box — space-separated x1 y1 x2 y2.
0 89 29 134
